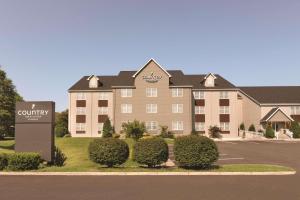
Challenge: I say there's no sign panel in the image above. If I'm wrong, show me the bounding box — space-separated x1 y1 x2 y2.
142 72 162 83
15 101 55 162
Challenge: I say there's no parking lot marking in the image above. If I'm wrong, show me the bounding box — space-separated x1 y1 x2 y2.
248 142 260 145
219 158 245 161
224 142 238 145
220 154 228 156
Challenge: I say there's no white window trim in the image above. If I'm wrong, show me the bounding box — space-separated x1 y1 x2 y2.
121 104 132 113
172 104 183 113
220 91 229 99
98 123 104 133
195 106 205 114
76 107 86 115
172 88 183 97
220 106 230 114
291 106 300 115
99 92 109 100
76 123 85 131
195 122 205 131
146 88 158 97
193 91 204 99
98 107 108 115
146 121 158 131
121 89 133 98
172 121 184 131
77 93 86 100
220 122 230 131
146 104 157 113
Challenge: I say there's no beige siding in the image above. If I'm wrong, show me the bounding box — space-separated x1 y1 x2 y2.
240 92 261 131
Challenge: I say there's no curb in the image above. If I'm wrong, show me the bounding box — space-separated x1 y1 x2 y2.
0 171 296 176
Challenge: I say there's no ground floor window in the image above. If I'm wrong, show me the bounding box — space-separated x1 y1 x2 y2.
146 121 158 131
76 123 85 133
172 121 184 131
195 122 205 131
98 123 104 134
220 122 230 131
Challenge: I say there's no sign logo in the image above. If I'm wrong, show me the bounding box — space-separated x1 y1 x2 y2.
17 104 50 121
142 72 162 83
32 104 36 109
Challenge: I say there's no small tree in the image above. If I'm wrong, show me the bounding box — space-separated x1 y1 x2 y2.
248 124 256 132
102 118 113 138
239 123 245 131
208 126 222 138
290 121 300 138
265 125 275 138
55 110 68 137
122 120 146 141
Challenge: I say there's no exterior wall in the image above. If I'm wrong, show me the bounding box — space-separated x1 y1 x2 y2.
240 92 261 131
114 61 192 135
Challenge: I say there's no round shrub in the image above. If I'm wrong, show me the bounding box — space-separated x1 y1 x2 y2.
174 136 219 169
8 153 41 171
88 138 129 167
0 153 8 170
265 125 275 138
133 137 169 168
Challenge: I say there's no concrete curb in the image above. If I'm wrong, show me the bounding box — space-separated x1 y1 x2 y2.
0 171 296 176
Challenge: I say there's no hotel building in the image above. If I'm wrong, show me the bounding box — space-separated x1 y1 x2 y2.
68 59 300 138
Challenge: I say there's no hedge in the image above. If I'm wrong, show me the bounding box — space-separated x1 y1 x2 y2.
8 153 41 171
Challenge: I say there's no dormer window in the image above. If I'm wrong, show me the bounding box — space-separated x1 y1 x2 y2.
204 73 216 87
88 75 99 88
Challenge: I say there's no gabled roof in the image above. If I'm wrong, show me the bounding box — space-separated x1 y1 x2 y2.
204 73 217 80
261 107 294 122
132 59 172 78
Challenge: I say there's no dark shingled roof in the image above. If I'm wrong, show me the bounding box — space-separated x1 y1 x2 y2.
69 70 237 91
261 107 279 122
240 86 300 104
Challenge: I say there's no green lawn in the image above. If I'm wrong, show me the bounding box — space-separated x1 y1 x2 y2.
0 138 294 172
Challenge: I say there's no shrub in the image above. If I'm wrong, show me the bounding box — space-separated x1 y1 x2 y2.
8 153 41 171
0 153 8 170
265 125 275 138
55 110 68 137
159 126 174 139
53 147 67 167
290 121 300 138
122 120 146 140
208 126 222 138
88 138 129 167
174 135 219 169
239 123 245 131
248 124 256 132
133 137 169 168
102 118 113 138
191 129 199 136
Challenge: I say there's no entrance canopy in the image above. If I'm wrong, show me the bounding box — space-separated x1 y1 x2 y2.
261 107 294 123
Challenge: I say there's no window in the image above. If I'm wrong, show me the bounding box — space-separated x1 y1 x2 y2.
195 122 205 131
172 104 183 113
77 93 86 100
98 123 104 134
193 91 204 99
98 107 108 115
99 92 109 100
220 106 229 114
146 121 158 131
121 104 132 113
195 106 205 114
121 89 132 97
146 88 157 97
76 107 86 115
76 123 85 131
172 121 184 131
146 104 157 113
220 122 230 131
89 77 98 88
172 88 183 97
220 91 229 99
291 106 300 115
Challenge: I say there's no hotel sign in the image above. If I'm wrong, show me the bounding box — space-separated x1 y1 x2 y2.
15 101 55 162
142 72 162 83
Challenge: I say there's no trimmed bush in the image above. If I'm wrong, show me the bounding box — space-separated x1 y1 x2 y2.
53 147 67 167
239 123 245 131
290 121 300 138
8 153 41 171
102 118 113 138
248 124 256 132
265 125 275 138
122 120 146 140
208 126 222 138
0 153 8 170
133 137 169 168
174 136 219 169
88 138 129 167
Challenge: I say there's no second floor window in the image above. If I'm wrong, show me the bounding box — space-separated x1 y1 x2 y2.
99 92 109 100
146 104 157 113
193 91 204 99
220 91 229 99
172 88 183 97
146 121 158 131
172 104 183 113
172 121 184 131
98 107 108 115
291 106 300 115
76 123 85 131
121 89 132 97
146 88 157 97
220 106 229 114
76 107 86 115
121 104 132 113
77 93 86 100
195 106 205 114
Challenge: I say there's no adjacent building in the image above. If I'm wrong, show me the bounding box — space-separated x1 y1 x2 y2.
68 59 300 138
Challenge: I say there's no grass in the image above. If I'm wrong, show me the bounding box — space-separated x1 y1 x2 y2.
0 137 294 172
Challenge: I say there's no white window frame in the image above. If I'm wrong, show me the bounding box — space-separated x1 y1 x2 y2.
76 107 86 115
195 122 205 131
98 123 104 133
77 93 86 100
172 121 184 131
172 88 183 97
193 91 204 99
172 104 183 113
98 107 108 115
291 106 300 115
146 88 158 97
99 92 109 100
220 122 230 131
121 104 132 113
146 104 157 113
195 106 205 114
76 123 85 131
220 106 229 114
220 91 229 99
146 121 158 131
121 89 133 97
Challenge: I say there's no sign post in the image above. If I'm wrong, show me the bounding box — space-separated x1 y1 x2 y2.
15 101 55 162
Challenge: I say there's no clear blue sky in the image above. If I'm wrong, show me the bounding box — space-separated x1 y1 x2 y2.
1 0 300 111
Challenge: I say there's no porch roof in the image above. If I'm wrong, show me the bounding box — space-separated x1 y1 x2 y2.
261 107 294 122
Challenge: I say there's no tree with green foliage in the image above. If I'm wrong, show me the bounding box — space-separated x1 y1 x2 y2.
265 125 275 138
248 124 256 132
0 67 23 139
55 110 69 137
102 118 113 138
122 120 146 141
290 121 300 138
239 123 245 131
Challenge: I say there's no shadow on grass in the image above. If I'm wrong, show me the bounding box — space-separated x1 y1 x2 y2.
0 138 15 150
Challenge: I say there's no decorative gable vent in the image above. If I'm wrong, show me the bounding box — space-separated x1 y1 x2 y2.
87 75 99 88
204 73 217 87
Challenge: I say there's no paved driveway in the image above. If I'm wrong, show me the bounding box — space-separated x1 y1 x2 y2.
0 141 299 200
